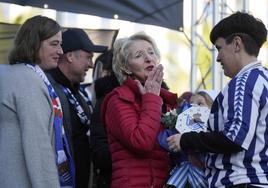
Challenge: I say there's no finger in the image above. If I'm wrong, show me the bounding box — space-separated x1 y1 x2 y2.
154 64 163 77
148 64 161 80
147 66 157 81
134 79 145 95
153 65 163 83
157 64 163 71
166 135 174 142
156 71 163 84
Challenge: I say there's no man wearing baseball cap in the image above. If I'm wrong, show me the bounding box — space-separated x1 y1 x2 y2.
46 28 107 188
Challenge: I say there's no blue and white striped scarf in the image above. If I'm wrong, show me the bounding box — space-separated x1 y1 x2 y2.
25 63 75 187
159 101 208 188
167 161 207 188
61 86 91 135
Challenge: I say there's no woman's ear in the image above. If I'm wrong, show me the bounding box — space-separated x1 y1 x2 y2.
124 69 132 75
121 67 132 75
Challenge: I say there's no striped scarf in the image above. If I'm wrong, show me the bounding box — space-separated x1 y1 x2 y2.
60 86 91 135
167 161 207 188
158 102 208 188
25 64 75 187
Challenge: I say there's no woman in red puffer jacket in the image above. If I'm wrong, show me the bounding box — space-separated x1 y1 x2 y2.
101 33 178 188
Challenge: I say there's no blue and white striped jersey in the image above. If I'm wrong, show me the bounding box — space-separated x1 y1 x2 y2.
206 61 268 188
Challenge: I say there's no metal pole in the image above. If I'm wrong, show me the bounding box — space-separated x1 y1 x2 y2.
267 0 268 65
212 0 220 91
190 0 197 92
219 0 226 89
243 0 249 12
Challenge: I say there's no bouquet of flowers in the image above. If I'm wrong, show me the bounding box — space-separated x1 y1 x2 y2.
161 108 180 130
159 101 209 188
161 101 209 133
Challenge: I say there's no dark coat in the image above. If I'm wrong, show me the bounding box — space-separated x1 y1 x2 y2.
90 74 119 188
46 68 91 188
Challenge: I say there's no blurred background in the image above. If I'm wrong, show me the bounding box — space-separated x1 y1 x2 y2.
0 0 267 95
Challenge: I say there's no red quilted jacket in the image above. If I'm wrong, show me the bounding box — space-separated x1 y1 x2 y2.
101 78 178 188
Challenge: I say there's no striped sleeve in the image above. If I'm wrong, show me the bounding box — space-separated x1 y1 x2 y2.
223 69 266 150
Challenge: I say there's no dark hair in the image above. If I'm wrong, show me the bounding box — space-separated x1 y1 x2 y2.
92 49 114 80
176 91 193 108
95 49 113 71
179 91 193 102
9 15 61 64
225 33 260 56
210 12 267 56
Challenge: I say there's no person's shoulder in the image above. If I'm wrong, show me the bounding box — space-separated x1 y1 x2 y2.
101 84 135 110
0 64 11 69
0 64 30 81
113 84 136 102
103 84 128 99
8 64 45 89
0 65 12 87
0 64 49 104
0 64 11 77
8 64 38 78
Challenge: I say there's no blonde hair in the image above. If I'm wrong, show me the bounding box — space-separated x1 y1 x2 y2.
112 32 161 84
196 91 214 108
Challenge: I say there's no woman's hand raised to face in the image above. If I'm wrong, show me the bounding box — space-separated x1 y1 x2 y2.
136 64 164 96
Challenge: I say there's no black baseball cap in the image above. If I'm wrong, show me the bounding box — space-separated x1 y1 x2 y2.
62 28 108 53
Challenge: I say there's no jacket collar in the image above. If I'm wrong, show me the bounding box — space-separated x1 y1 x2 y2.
47 67 79 93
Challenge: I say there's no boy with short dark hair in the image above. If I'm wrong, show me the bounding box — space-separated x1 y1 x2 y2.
167 12 268 188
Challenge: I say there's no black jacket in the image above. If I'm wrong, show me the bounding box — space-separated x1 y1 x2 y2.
90 74 119 188
46 68 91 188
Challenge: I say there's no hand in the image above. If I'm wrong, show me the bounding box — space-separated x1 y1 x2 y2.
136 64 164 95
167 133 182 153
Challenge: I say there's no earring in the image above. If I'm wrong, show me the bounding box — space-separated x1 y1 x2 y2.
125 70 132 75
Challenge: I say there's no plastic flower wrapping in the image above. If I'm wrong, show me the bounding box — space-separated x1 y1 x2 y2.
159 101 210 188
161 102 210 133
